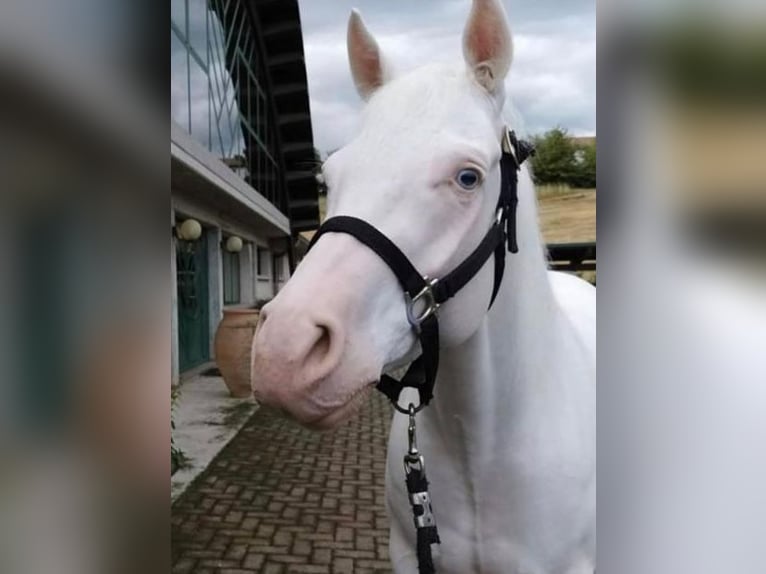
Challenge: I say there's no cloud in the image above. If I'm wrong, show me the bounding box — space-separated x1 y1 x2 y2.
298 0 596 153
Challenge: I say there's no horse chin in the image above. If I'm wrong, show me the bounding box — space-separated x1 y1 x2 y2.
301 383 375 431
382 343 421 375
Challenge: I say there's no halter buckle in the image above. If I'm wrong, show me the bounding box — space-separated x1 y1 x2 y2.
502 128 514 154
409 491 436 528
405 277 440 332
502 129 520 169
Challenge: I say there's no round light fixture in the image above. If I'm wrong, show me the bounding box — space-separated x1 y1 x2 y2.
225 236 243 253
177 219 202 241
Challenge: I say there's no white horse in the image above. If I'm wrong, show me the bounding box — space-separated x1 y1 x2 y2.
251 1 595 572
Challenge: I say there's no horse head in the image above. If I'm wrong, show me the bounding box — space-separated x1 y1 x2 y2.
251 0 514 429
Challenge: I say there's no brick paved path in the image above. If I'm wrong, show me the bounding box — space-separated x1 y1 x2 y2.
172 391 394 574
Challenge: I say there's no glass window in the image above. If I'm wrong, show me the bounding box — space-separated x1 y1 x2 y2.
172 0 186 36
189 55 210 150
255 146 264 195
171 0 285 213
247 35 256 70
271 163 278 203
231 105 244 158
274 255 285 281
226 0 241 54
223 0 234 19
209 55 225 125
187 0 208 66
256 247 270 278
212 113 224 159
266 160 274 202
245 95 254 139
217 104 232 159
171 29 189 131
208 9 225 75
223 249 241 305
259 93 268 146
253 93 261 140
243 131 254 184
243 80 250 137
241 29 251 67
225 75 236 117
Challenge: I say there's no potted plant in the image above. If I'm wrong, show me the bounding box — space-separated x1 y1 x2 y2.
213 300 269 397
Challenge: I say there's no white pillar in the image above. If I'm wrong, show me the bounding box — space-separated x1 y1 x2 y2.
255 246 275 302
240 242 255 306
207 226 223 358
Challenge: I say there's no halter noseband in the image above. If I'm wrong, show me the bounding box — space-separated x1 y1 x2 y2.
307 129 534 413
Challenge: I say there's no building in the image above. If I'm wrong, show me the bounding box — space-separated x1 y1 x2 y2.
171 0 319 381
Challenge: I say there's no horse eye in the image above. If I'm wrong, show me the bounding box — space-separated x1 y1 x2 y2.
456 168 481 190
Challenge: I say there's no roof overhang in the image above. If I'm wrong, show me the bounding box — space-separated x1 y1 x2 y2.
172 121 291 237
249 0 320 234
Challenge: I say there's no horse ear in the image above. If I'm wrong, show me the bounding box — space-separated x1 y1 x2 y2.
462 0 513 93
347 9 388 100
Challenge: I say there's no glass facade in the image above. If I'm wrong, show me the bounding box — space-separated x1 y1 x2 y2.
171 0 285 212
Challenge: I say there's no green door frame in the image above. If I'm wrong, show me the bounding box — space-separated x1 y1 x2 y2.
176 233 210 372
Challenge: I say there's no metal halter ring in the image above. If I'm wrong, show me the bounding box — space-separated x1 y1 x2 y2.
405 277 440 332
392 397 426 415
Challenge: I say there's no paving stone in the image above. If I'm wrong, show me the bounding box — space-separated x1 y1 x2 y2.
287 566 330 574
243 553 265 570
171 557 196 573
172 393 394 572
332 557 354 574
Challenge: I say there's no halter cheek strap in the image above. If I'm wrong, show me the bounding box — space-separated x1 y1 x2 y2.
307 129 534 413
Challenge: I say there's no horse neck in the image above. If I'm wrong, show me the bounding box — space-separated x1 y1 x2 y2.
428 169 558 445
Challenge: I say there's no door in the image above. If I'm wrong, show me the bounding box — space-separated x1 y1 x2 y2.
176 233 210 371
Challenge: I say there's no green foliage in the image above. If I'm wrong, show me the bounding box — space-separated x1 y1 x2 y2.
530 127 596 189
571 143 597 189
171 386 190 475
531 127 577 185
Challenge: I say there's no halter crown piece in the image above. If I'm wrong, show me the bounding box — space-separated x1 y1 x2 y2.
307 129 534 574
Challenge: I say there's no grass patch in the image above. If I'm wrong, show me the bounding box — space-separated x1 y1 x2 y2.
536 183 588 199
537 186 596 244
171 446 192 475
171 385 190 476
219 401 255 429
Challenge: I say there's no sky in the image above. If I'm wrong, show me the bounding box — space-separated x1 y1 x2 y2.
297 0 596 155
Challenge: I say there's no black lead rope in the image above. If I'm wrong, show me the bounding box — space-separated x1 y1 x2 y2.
404 404 440 573
308 130 533 573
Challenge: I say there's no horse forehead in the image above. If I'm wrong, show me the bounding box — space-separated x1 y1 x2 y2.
327 66 500 188
362 65 496 139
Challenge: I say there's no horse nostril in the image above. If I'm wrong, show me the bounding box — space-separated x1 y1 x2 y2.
307 324 329 361
303 322 340 375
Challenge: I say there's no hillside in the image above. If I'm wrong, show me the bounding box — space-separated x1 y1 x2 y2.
307 189 596 246
537 186 596 244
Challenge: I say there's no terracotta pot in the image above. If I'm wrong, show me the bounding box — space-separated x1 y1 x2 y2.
214 308 260 398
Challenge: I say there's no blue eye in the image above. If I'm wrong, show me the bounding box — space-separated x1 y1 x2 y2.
456 168 481 190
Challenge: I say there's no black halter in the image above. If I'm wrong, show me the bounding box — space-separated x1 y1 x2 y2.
308 129 534 413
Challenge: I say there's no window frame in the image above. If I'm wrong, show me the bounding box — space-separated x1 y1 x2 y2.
222 247 241 305
256 246 271 280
